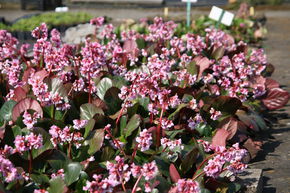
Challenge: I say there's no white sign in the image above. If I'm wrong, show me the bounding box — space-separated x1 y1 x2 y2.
208 6 234 26
181 0 197 2
55 7 69 12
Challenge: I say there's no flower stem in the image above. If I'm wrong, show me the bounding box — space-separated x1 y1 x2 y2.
132 175 142 193
156 108 164 147
29 150 33 175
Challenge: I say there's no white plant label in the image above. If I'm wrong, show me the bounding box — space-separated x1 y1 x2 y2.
208 6 234 26
181 0 197 2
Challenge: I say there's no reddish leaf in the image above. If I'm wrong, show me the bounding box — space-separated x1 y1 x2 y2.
243 138 262 159
34 69 49 81
169 164 181 183
262 88 290 110
123 39 138 57
218 117 238 140
194 56 211 79
249 75 265 89
12 98 43 121
12 87 27 102
22 67 35 83
265 78 280 89
236 110 259 132
211 128 230 147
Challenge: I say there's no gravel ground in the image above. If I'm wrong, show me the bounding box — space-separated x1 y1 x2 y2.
249 12 290 193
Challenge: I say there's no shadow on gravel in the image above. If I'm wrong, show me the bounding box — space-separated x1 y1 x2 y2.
262 176 277 193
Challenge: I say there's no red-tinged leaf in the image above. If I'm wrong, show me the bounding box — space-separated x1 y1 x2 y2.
169 164 181 183
194 56 211 79
243 138 262 159
265 78 280 89
12 98 43 121
236 110 259 132
199 99 204 108
22 67 35 83
168 187 178 193
218 117 238 140
249 75 265 89
35 69 49 81
212 128 230 147
12 87 27 102
123 39 138 57
262 88 290 110
208 84 220 95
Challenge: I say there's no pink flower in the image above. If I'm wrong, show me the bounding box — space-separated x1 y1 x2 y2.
90 17 105 27
106 156 131 186
83 174 114 193
23 110 40 129
31 23 48 40
0 155 18 182
142 161 158 180
14 133 43 153
34 190 48 193
175 179 200 193
210 107 222 120
51 169 65 179
73 119 88 130
136 129 152 152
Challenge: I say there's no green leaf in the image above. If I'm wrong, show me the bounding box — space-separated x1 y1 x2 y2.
84 119 95 138
50 78 69 102
11 125 22 138
32 127 53 158
96 77 113 100
48 177 66 193
124 114 141 138
212 46 225 60
227 182 241 193
0 100 17 121
168 104 187 120
187 61 197 75
104 87 122 115
80 103 104 120
138 97 150 111
195 124 212 137
65 162 82 186
180 147 199 174
86 129 104 155
120 115 127 135
30 173 50 184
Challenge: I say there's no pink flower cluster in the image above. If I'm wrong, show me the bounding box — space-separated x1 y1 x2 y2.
173 179 200 193
49 125 83 148
136 129 152 152
23 110 41 129
0 155 18 182
199 142 248 178
14 133 43 153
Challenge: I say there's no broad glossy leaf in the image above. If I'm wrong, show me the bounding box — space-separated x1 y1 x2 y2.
12 87 26 102
12 98 43 122
65 162 82 186
96 77 113 100
243 138 261 159
180 147 199 174
262 88 289 110
0 100 17 121
209 96 242 114
124 114 141 138
212 46 225 60
32 127 53 158
48 177 66 193
80 103 104 120
50 78 69 102
84 119 95 138
211 128 230 147
169 164 180 183
265 78 280 89
186 61 197 75
218 117 239 139
87 129 104 155
194 56 211 79
104 87 122 115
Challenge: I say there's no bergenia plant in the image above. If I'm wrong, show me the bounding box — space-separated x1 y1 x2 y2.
0 16 288 193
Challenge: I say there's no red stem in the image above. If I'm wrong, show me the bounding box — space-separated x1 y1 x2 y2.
156 108 164 147
132 175 142 193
